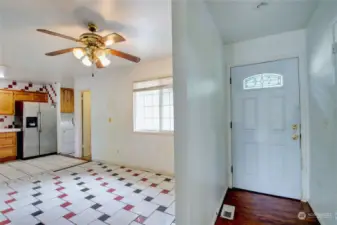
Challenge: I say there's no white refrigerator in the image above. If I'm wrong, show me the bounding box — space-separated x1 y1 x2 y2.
16 102 57 159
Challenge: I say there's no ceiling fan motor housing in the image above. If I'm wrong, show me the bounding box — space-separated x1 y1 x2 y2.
88 23 98 32
79 33 105 48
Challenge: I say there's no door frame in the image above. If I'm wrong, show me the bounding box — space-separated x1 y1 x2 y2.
81 90 92 160
226 56 310 202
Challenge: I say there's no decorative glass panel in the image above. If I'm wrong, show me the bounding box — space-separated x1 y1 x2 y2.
243 73 283 90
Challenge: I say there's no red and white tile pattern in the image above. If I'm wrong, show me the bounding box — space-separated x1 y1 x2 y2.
0 160 175 225
0 80 57 129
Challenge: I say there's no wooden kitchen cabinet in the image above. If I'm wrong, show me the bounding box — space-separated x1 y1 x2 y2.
14 91 33 101
0 89 48 116
14 91 48 103
0 132 17 162
0 90 14 115
33 92 48 103
61 88 74 113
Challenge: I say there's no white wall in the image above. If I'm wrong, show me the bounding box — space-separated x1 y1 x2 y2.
56 82 62 154
306 2 337 225
172 0 229 224
225 29 310 200
74 57 174 175
0 18 3 65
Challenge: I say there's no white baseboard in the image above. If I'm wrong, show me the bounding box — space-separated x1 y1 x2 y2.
309 201 328 225
212 187 229 224
94 159 175 177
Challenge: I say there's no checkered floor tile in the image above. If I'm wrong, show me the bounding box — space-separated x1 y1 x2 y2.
0 156 86 182
0 161 175 225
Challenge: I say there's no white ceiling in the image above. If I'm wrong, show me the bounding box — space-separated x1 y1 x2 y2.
207 0 318 44
0 0 318 84
0 0 172 84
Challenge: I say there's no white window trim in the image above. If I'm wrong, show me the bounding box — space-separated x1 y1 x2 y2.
133 130 174 135
133 77 173 134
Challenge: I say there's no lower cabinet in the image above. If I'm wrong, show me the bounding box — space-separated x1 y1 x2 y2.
0 132 17 162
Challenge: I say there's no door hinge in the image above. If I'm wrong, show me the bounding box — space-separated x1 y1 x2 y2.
230 122 232 129
231 166 233 174
230 77 232 84
332 43 337 54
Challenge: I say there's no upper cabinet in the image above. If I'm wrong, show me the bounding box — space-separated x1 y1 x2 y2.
14 91 48 103
0 90 49 116
0 90 14 115
61 88 74 113
32 92 49 103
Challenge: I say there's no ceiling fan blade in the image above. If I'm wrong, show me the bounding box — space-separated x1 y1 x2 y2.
37 29 79 42
107 49 140 63
96 59 104 69
104 33 126 45
45 48 75 56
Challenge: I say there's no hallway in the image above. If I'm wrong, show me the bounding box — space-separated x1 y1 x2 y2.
215 189 320 225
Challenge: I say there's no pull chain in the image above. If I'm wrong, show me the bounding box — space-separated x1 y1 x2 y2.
91 63 95 77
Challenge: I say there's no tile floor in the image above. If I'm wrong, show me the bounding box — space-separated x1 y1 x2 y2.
0 155 86 182
0 160 176 225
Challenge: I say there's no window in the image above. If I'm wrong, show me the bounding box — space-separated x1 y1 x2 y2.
243 73 283 90
133 77 174 133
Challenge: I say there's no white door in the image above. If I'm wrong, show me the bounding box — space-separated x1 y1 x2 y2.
231 58 301 199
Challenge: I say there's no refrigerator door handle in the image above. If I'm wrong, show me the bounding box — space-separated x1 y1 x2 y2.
37 112 39 133
38 111 42 133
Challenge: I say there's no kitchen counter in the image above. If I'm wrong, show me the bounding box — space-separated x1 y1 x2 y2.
0 129 21 133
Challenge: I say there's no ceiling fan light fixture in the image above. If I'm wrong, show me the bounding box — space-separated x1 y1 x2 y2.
104 33 126 47
105 39 113 46
37 25 140 68
95 49 106 57
82 56 92 67
73 48 85 59
98 55 111 67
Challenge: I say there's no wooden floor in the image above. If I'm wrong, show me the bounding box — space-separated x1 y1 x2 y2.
215 189 320 225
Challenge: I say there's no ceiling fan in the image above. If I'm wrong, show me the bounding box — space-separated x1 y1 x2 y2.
37 23 141 69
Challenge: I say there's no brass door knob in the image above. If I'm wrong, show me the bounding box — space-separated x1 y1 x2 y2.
292 124 298 130
292 134 299 140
